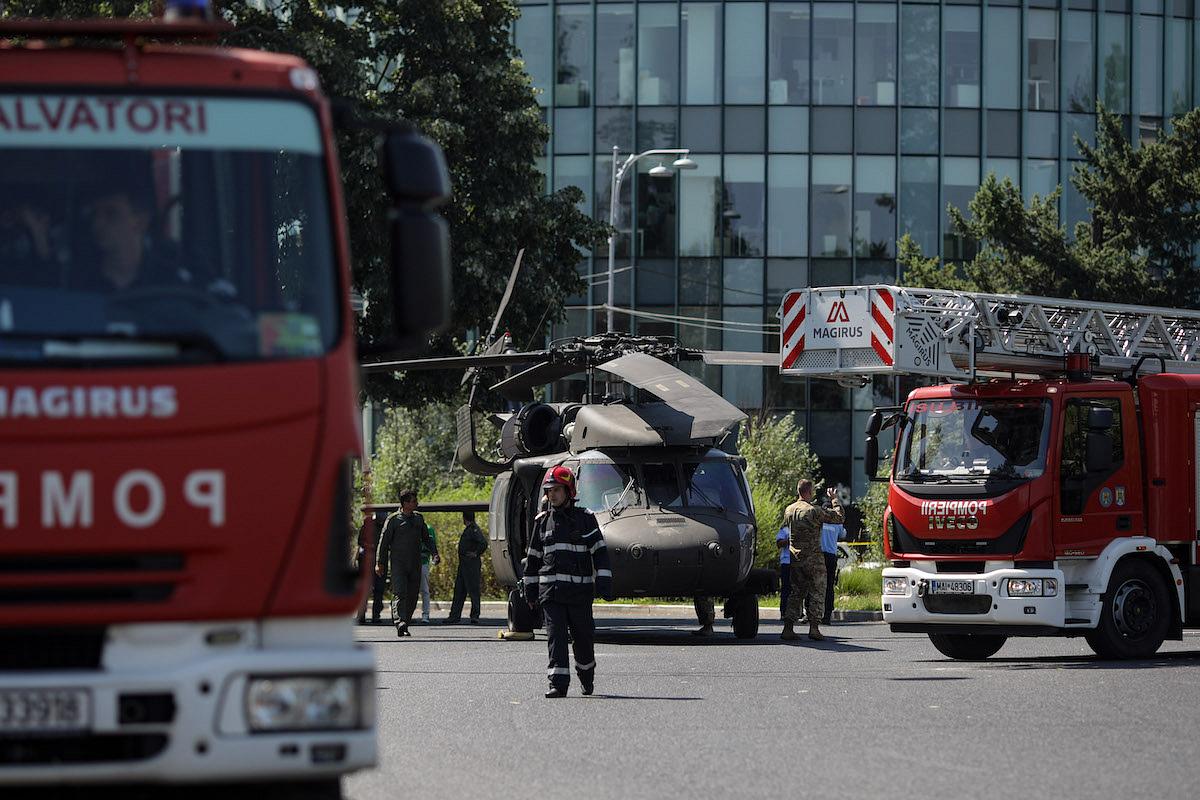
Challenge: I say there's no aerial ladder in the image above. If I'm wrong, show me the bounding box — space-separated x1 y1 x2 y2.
778 285 1200 385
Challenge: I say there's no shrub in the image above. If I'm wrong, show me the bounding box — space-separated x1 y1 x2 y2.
740 412 823 506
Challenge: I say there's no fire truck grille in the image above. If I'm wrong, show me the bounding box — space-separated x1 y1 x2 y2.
922 594 992 614
890 514 1031 556
0 733 167 765
0 552 183 607
0 628 105 671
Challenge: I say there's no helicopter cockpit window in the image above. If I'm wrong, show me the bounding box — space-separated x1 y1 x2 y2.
642 463 682 508
575 462 635 514
681 461 750 516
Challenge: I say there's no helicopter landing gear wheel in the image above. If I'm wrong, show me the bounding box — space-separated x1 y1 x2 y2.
507 588 537 633
731 593 760 639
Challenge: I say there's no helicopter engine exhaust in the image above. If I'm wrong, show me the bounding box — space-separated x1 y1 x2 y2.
500 402 563 458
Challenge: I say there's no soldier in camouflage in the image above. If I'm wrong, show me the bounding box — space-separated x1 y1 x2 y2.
781 479 844 641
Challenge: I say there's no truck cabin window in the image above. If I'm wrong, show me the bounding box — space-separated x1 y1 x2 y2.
0 95 337 365
897 399 1052 484
1059 397 1124 515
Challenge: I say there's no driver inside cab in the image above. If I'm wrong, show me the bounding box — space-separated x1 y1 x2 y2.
73 187 188 293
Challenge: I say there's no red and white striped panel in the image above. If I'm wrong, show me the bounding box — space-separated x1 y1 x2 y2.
780 290 806 371
869 287 895 367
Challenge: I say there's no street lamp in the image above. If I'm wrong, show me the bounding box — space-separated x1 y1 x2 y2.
606 146 697 333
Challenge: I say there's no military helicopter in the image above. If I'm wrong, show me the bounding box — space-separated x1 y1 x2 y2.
362 256 779 639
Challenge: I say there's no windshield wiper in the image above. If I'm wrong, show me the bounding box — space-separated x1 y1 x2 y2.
686 478 724 512
0 330 227 362
608 478 639 518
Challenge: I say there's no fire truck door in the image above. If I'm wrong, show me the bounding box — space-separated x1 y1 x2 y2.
1054 395 1143 554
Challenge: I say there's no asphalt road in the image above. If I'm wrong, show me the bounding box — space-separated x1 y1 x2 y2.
346 614 1200 800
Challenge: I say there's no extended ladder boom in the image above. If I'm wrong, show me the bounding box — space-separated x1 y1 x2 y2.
778 285 1200 383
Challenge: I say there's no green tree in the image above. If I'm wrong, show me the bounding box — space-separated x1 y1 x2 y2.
739 412 823 506
899 105 1200 308
3 1 608 407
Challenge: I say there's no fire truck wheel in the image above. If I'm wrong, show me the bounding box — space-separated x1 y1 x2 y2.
927 633 1007 660
731 593 760 639
1085 558 1170 660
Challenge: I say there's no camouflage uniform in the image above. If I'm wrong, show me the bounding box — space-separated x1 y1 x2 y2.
782 497 844 625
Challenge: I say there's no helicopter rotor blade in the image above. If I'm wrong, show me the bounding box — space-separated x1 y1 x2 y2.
700 350 781 367
361 349 549 374
489 358 588 400
597 352 747 440
486 248 525 345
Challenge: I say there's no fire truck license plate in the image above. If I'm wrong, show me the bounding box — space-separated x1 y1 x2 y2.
930 579 975 595
0 689 91 733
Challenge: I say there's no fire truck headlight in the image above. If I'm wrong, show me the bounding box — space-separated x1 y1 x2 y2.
1043 578 1058 597
1006 578 1044 597
245 675 362 732
882 576 909 596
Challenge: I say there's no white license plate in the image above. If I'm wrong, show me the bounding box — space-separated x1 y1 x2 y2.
0 688 91 733
930 579 975 595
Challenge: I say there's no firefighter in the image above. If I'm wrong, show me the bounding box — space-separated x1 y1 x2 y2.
523 465 614 698
444 511 488 624
780 479 844 642
376 488 439 637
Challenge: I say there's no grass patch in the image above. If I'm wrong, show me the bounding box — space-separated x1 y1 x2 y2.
838 565 883 596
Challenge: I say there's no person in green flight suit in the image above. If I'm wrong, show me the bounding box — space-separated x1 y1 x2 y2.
376 488 439 637
444 511 489 624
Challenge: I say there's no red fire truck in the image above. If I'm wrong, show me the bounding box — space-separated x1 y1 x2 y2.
0 7 449 791
780 285 1200 660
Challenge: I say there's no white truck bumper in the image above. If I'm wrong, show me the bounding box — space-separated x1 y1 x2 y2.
0 616 375 785
881 564 1067 630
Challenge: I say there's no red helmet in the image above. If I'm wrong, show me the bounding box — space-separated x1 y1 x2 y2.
541 465 577 498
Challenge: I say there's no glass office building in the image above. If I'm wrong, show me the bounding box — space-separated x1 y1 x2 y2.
514 0 1198 495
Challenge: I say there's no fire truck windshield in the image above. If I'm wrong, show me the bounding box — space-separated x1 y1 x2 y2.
896 398 1052 483
0 95 338 364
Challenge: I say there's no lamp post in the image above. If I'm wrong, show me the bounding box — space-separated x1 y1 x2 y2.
606 146 697 333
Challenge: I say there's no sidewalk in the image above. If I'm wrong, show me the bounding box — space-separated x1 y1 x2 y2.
368 600 882 623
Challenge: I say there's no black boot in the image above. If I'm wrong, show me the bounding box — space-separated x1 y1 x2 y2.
580 675 594 696
545 686 567 698
395 622 410 637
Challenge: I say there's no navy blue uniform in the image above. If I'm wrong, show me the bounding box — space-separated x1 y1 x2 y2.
523 503 612 692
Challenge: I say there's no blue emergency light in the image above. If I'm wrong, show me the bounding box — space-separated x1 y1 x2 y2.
164 0 213 22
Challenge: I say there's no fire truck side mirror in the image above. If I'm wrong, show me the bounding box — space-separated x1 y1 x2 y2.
1085 432 1113 474
378 129 453 348
864 435 879 479
1087 407 1114 431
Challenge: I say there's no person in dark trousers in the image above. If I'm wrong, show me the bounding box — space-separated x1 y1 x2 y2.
376 489 439 637
523 465 613 698
357 510 389 625
820 519 846 626
444 511 488 624
776 522 792 618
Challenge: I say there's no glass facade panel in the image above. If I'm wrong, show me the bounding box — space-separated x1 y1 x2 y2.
723 309 764 409
900 156 939 256
985 7 1021 109
767 258 808 305
723 155 766 256
554 107 592 154
856 107 897 153
856 4 898 106
1167 17 1192 115
725 107 767 152
1100 13 1131 114
680 106 722 152
1065 113 1096 154
1137 15 1164 116
901 5 940 106
596 107 634 152
726 3 767 104
1027 9 1060 110
810 258 853 286
813 4 854 105
556 6 593 107
678 305 720 389
811 155 853 257
987 109 1021 157
1023 159 1059 202
769 106 810 151
635 260 675 305
944 7 981 108
768 155 809 256
1065 11 1096 112
682 3 723 104
901 107 939 153
985 157 1020 185
680 155 722 257
1064 177 1090 234
854 156 897 258
639 4 679 106
553 156 592 215
944 108 980 156
943 156 979 261
514 5 552 107
811 107 854 152
769 3 812 104
723 259 765 305
679 259 721 305
636 161 677 258
1026 110 1059 157
597 5 635 106
637 107 678 151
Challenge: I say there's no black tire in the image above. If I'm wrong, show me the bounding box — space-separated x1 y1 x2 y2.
507 588 536 632
732 594 760 639
928 633 1008 660
1085 558 1171 659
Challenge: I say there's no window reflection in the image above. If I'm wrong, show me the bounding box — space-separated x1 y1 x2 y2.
556 6 592 107
682 3 723 104
1166 17 1191 115
576 462 635 514
596 5 635 107
813 4 853 105
944 7 981 108
900 107 939 154
854 156 896 259
1100 13 1130 113
900 156 939 256
722 155 765 256
1136 15 1163 117
811 155 852 257
769 3 811 104
1065 11 1096 112
985 7 1020 109
726 3 767 104
639 3 679 105
680 155 722 257
856 4 897 106
943 157 979 262
514 6 552 108
1023 159 1058 203
1027 9 1059 110
769 106 809 152
643 463 682 507
901 5 939 107
768 155 808 257
681 461 750 515
636 163 677 259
